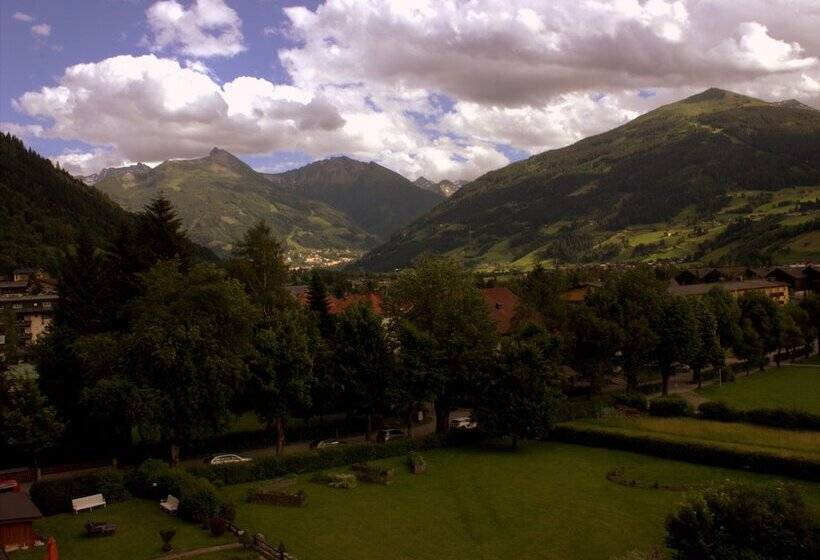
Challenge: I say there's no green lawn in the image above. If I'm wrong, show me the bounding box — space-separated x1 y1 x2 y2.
570 417 820 461
697 363 820 414
10 499 233 560
215 443 820 560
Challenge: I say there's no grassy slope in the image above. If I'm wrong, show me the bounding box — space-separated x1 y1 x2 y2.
359 89 820 272
216 444 819 560
696 363 820 414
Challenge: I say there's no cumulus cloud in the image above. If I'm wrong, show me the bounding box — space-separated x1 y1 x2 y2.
14 0 820 182
0 121 44 138
50 148 130 176
30 23 51 37
145 0 245 58
13 12 35 22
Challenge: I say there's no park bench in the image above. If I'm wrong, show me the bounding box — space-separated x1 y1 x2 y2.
160 494 179 514
84 521 117 537
72 493 106 514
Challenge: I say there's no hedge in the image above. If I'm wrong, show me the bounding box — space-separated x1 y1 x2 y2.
698 402 820 431
30 468 129 516
189 434 456 487
612 392 648 411
552 425 820 482
127 460 219 523
648 396 691 417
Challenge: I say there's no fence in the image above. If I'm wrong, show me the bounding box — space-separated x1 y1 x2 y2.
214 517 297 560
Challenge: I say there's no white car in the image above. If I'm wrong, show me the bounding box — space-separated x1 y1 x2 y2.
207 453 252 465
450 416 478 430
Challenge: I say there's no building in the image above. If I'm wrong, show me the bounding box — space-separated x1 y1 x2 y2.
0 492 43 551
669 279 789 304
674 267 761 286
0 269 58 356
764 266 809 294
559 282 602 304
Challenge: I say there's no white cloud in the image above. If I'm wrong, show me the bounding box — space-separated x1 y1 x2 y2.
31 23 51 37
145 0 245 58
0 121 44 138
13 12 34 22
50 148 129 176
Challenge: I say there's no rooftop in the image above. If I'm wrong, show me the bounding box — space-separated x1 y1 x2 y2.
669 279 787 297
0 493 42 524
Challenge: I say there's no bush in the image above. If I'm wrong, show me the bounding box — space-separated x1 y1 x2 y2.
208 516 227 537
247 485 307 507
328 474 357 489
128 459 218 523
407 452 427 474
666 482 820 559
217 501 236 522
191 434 447 487
697 401 737 422
351 463 395 484
178 476 219 523
648 396 690 417
613 392 648 411
552 425 820 481
29 468 130 515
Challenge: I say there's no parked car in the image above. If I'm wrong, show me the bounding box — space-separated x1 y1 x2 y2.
310 439 346 450
450 416 478 430
376 428 406 443
204 453 252 465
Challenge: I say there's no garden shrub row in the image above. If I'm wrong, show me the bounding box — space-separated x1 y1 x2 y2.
556 400 600 421
127 459 219 523
613 392 648 410
552 425 820 482
698 402 820 431
190 433 449 486
351 463 395 484
648 396 691 417
246 485 307 507
30 468 129 516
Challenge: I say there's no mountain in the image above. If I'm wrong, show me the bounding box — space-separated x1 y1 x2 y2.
93 148 378 266
264 156 444 240
358 89 820 271
414 176 466 197
0 133 131 271
81 162 153 186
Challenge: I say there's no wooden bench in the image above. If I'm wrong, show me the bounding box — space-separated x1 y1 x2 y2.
160 494 179 514
72 494 106 514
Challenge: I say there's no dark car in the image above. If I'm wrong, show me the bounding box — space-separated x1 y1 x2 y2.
376 428 406 443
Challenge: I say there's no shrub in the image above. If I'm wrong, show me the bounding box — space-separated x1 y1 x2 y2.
613 392 648 411
351 463 395 484
217 501 236 522
328 474 357 489
741 407 820 431
159 528 176 552
127 459 218 523
29 468 130 515
552 425 820 481
178 476 219 523
666 482 820 559
247 485 307 507
208 516 227 537
407 452 427 474
697 401 737 422
648 396 690 417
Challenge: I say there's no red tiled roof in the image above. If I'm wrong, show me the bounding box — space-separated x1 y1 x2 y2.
479 287 520 335
328 293 383 315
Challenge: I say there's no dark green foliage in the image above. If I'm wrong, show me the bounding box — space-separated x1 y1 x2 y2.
654 296 698 396
552 425 820 481
359 89 820 271
649 396 691 417
613 393 648 411
0 374 64 467
0 133 129 271
217 501 236 522
177 476 219 522
29 468 129 515
128 460 218 523
697 401 737 422
229 221 291 319
351 462 395 484
567 306 623 392
666 482 820 560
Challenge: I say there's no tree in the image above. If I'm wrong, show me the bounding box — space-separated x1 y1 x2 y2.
782 303 813 359
688 300 724 388
388 321 439 439
654 296 697 396
125 261 257 463
798 294 820 352
230 221 290 319
307 271 334 339
383 256 497 433
333 304 393 441
666 482 820 560
587 267 666 390
702 287 743 351
136 195 191 266
514 264 570 330
474 327 564 448
566 306 622 392
738 292 782 369
735 318 764 374
57 231 115 334
248 307 314 454
0 372 64 476
0 309 19 368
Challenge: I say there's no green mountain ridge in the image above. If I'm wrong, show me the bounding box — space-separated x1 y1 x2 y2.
0 133 131 271
93 148 380 266
358 88 820 271
264 156 444 240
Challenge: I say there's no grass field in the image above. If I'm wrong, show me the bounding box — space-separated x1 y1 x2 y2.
696 363 820 414
570 417 820 461
11 499 233 560
215 443 820 560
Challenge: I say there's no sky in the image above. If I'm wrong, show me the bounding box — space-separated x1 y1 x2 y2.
1 0 819 182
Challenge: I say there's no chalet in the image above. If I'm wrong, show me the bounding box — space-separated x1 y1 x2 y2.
559 282 602 304
669 279 789 304
674 267 760 285
0 493 43 551
0 270 58 355
764 266 809 294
